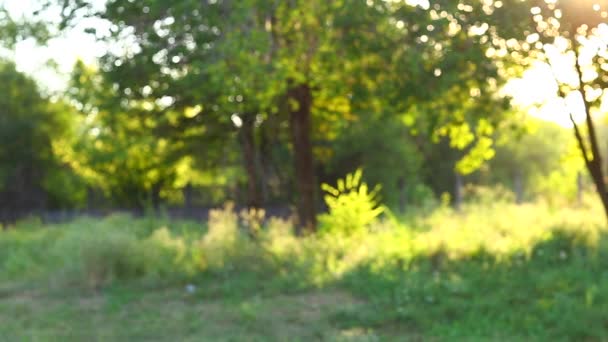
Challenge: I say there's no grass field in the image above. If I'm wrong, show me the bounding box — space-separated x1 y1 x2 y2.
1 199 608 341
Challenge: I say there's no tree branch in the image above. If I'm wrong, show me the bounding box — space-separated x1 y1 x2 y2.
573 39 602 166
570 113 590 166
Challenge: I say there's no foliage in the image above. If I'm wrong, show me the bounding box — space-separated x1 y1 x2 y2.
2 200 608 340
0 61 85 211
487 0 608 217
327 113 425 209
62 61 220 209
463 184 516 205
2 0 600 217
0 215 201 287
198 202 250 271
319 169 385 235
0 7 50 48
56 227 147 288
5 0 533 214
3 0 608 339
486 118 584 202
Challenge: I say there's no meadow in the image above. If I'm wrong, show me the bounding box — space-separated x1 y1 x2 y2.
3 1 608 341
1 197 607 341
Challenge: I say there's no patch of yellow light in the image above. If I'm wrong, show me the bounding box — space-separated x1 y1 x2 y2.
185 105 203 118
157 138 168 151
173 156 194 188
141 101 155 111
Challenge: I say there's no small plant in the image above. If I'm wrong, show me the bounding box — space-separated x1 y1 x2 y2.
44 220 202 289
72 229 146 288
240 207 266 238
143 227 202 277
199 202 254 270
319 169 384 235
464 184 515 205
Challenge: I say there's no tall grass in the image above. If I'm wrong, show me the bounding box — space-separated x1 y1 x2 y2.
1 198 604 288
1 197 607 339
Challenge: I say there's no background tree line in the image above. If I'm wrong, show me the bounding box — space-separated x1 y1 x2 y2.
2 0 607 228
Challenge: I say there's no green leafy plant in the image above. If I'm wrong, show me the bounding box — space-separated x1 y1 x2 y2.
319 169 385 235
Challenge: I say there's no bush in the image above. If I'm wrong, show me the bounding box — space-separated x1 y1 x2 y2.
45 219 201 289
143 227 203 277
78 230 146 288
319 169 385 235
199 202 253 271
50 227 146 288
463 184 515 205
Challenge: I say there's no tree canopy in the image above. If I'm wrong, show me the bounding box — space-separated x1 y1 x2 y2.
0 0 600 223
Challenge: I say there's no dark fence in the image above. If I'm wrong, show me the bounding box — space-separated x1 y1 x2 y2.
0 205 293 226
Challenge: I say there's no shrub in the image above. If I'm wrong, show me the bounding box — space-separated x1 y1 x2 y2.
319 169 385 235
199 202 251 270
142 227 203 277
12 216 44 230
51 227 147 288
259 217 300 272
48 220 201 289
0 228 60 280
240 207 266 238
463 184 515 205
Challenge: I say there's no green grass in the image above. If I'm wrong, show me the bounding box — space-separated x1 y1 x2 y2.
1 199 607 341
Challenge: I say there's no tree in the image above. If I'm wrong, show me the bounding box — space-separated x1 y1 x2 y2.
431 0 608 214
64 61 229 210
0 61 82 220
26 0 530 220
512 1 608 217
326 112 426 211
49 0 399 232
487 118 583 202
0 6 50 49
47 0 288 213
374 1 522 202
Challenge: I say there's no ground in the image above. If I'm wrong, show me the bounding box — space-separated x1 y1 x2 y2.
0 284 397 341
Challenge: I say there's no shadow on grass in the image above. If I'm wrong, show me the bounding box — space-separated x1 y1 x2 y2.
333 228 608 340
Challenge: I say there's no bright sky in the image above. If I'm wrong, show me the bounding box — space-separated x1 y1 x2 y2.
0 0 591 128
505 63 583 128
1 0 108 92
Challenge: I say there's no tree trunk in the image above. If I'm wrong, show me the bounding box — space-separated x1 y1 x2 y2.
151 181 163 214
588 161 608 218
87 186 96 212
398 177 407 213
183 183 193 215
455 171 463 212
287 83 317 233
570 113 608 216
240 113 262 208
514 171 524 204
258 129 269 203
570 42 608 221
